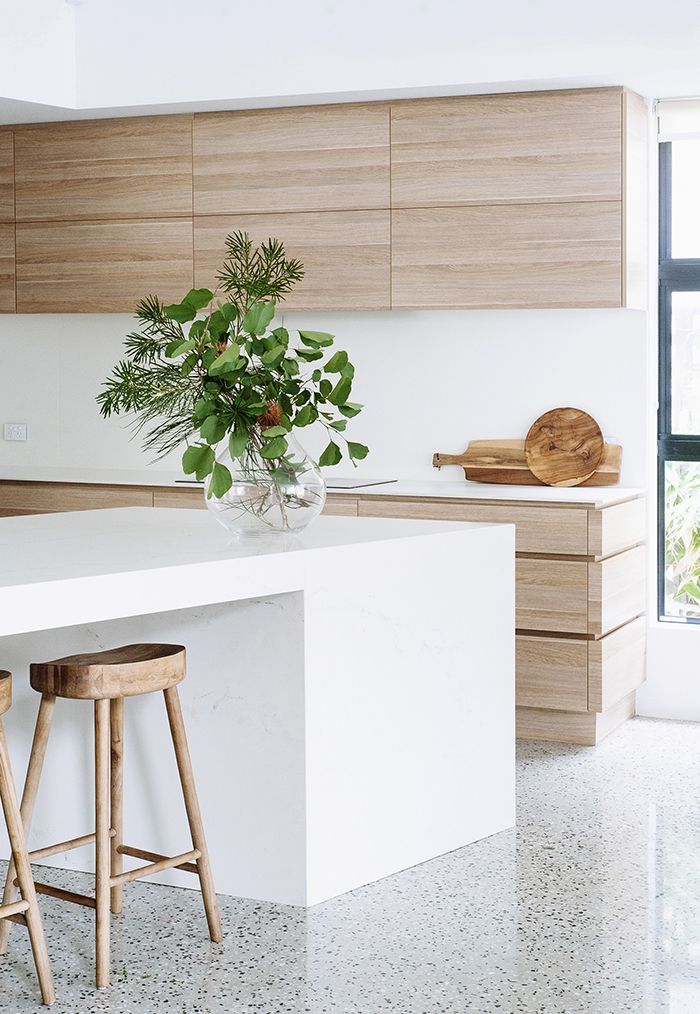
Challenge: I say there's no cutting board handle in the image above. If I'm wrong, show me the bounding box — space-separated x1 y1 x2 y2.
433 452 466 468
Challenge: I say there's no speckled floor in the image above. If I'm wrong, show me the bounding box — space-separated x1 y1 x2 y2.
1 716 699 1013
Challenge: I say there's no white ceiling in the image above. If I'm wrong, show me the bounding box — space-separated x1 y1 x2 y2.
1 0 699 123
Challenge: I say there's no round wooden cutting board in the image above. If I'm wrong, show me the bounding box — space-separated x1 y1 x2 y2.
524 407 604 487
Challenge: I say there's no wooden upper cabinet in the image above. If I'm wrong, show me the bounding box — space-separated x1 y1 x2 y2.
392 202 622 309
16 219 193 313
391 89 623 208
14 115 193 222
194 211 390 311
193 103 390 215
0 224 15 312
0 130 14 222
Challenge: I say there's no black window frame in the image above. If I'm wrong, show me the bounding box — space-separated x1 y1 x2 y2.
658 140 700 623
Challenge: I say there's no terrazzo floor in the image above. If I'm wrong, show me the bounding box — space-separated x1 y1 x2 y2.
1 716 699 1013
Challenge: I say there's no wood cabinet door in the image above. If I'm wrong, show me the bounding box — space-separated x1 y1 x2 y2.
516 635 589 712
194 211 390 311
193 103 390 215
391 89 622 208
516 558 589 634
0 130 13 223
0 223 14 313
392 202 622 309
16 219 194 313
14 116 193 222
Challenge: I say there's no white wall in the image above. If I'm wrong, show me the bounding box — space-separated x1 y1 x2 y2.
0 308 648 485
0 0 75 108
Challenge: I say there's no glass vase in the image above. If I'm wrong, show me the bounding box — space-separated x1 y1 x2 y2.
205 432 326 537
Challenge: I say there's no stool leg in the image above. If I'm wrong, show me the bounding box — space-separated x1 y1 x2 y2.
0 721 55 1006
163 687 223 944
0 693 55 957
109 699 123 915
94 699 111 989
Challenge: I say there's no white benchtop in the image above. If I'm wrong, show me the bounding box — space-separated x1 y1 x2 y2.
0 466 645 507
0 507 504 636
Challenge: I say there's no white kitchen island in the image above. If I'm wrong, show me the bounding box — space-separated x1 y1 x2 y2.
0 508 514 907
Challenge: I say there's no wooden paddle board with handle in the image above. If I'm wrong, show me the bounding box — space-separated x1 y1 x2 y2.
432 440 622 486
525 407 604 487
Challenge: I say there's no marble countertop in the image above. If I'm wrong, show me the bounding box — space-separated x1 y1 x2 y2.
0 465 645 507
0 507 506 636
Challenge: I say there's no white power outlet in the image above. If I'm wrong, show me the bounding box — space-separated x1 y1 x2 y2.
4 423 27 442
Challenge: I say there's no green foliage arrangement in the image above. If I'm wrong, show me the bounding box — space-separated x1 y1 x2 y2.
98 232 368 499
665 461 700 616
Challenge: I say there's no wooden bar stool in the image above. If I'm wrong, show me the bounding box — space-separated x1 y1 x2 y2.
0 645 222 990
0 671 55 1005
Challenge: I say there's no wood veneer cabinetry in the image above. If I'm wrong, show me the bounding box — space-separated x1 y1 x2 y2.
194 210 390 311
13 116 193 222
0 86 647 314
193 103 390 215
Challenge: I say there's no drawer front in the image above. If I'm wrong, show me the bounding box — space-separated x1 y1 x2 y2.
0 482 153 514
153 487 205 509
588 545 646 636
516 558 589 633
588 615 646 711
322 495 359 517
588 498 646 558
516 635 588 712
357 498 589 555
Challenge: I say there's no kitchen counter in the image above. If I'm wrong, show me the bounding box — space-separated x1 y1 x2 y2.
0 507 515 906
0 465 644 507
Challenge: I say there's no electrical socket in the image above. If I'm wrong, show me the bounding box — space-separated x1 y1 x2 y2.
3 423 27 442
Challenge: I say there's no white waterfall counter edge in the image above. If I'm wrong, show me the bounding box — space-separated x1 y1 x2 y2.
0 508 515 907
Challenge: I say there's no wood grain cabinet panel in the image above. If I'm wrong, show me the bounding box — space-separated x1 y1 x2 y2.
14 116 193 222
0 130 14 222
194 211 390 311
16 218 194 313
355 497 589 555
392 202 622 309
516 558 589 634
0 223 15 312
588 615 646 712
193 104 389 215
0 482 152 515
588 545 646 637
391 89 622 208
516 635 589 712
322 495 359 517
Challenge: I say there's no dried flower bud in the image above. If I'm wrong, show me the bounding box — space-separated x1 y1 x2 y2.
257 401 283 430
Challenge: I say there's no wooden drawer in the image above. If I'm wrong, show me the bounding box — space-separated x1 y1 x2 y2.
153 487 205 509
0 482 153 514
322 495 359 517
516 616 646 713
517 546 646 635
356 497 589 555
588 498 646 558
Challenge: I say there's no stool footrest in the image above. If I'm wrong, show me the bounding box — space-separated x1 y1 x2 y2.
28 881 96 909
0 898 30 920
117 844 200 875
111 848 201 887
28 829 116 862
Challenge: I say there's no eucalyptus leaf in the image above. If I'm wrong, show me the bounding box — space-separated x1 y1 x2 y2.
262 425 288 439
294 404 316 427
325 350 348 373
243 301 276 336
339 402 363 418
328 377 352 406
182 443 215 481
261 345 285 367
184 288 213 311
228 427 248 459
209 344 241 374
209 461 233 499
318 440 342 467
164 301 196 324
200 414 227 444
259 435 288 459
347 441 369 460
299 330 334 347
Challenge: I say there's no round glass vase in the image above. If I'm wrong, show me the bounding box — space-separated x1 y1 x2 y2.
204 432 326 537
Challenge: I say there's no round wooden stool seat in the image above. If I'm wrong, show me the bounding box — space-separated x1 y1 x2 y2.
29 643 186 700
0 672 11 717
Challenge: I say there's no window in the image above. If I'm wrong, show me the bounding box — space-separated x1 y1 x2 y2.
659 134 700 622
